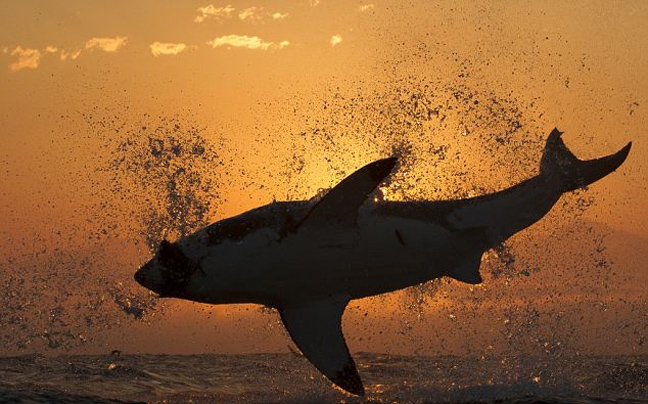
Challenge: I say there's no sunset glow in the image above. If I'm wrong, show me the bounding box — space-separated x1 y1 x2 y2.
0 0 645 362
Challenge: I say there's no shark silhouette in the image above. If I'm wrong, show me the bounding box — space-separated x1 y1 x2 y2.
134 128 631 395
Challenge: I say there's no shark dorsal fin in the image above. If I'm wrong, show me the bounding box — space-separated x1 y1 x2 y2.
293 157 397 233
280 298 364 396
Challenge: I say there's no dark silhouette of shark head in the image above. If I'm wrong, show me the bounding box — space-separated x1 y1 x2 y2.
134 239 199 297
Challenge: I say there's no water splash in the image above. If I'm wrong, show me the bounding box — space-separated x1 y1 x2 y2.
95 114 224 252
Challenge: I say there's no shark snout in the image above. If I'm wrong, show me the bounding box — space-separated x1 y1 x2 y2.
134 257 192 298
134 261 165 295
134 267 147 287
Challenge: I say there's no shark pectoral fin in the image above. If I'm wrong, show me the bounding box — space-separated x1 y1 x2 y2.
279 298 364 396
290 158 397 234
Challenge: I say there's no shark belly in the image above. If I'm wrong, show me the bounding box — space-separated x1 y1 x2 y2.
251 215 459 303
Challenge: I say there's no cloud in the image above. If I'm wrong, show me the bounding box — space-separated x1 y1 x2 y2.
207 35 289 50
195 4 235 23
330 34 343 47
150 42 188 57
272 12 289 20
60 49 82 61
238 7 263 22
9 47 41 71
85 36 128 52
237 7 289 22
310 0 320 6
7 44 84 70
359 4 374 12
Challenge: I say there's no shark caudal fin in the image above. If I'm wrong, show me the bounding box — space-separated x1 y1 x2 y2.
540 128 632 192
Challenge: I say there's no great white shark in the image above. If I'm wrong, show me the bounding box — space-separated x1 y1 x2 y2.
134 128 631 395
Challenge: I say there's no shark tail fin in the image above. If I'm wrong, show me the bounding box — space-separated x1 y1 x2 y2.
540 128 631 192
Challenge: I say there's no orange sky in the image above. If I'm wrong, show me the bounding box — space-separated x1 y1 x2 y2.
0 1 646 356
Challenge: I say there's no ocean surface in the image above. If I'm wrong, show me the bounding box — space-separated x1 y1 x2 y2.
0 353 645 404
